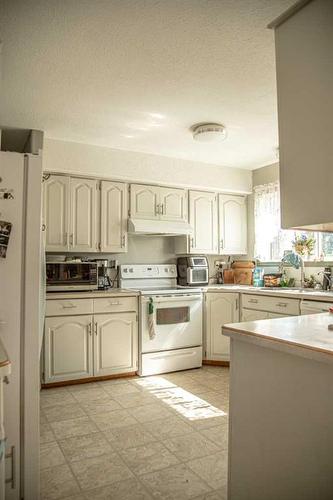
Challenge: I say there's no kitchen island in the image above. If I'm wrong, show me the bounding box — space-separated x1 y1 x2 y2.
223 313 333 500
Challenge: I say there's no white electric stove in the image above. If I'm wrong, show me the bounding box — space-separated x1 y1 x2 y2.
119 264 203 376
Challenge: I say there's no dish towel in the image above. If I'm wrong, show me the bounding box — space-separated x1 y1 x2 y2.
148 297 156 340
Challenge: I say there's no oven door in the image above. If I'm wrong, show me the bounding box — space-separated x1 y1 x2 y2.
140 294 203 353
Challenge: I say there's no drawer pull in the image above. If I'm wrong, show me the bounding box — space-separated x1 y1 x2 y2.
109 301 121 306
61 303 77 309
249 298 258 304
276 302 287 308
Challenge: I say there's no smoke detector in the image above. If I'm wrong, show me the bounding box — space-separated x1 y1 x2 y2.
191 123 227 143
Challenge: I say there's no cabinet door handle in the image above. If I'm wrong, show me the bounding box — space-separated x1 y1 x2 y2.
161 204 164 215
155 204 160 216
220 239 224 249
70 234 73 246
122 235 126 247
88 323 92 336
276 302 287 308
94 322 98 336
249 298 258 304
42 223 46 232
190 237 194 249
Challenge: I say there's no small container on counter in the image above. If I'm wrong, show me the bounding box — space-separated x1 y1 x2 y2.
253 268 264 287
263 273 283 287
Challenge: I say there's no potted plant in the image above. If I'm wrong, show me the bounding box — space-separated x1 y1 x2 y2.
292 233 316 257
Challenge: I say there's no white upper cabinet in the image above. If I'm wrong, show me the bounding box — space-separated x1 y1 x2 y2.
189 190 218 254
205 292 239 361
130 184 159 220
219 194 247 255
130 184 188 222
69 178 98 252
271 0 333 231
100 181 128 253
43 174 69 251
159 187 187 222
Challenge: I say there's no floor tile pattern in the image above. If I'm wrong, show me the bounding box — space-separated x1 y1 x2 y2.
40 366 229 500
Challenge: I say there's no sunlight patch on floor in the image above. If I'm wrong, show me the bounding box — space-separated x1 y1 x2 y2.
133 375 227 421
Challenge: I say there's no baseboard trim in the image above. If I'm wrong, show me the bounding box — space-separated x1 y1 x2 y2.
41 371 137 389
203 360 230 367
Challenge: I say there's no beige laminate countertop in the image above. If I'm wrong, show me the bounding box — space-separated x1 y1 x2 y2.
223 312 333 360
205 284 333 302
46 288 139 300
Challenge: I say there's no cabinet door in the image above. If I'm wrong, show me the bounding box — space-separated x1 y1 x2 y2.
70 178 98 252
43 174 69 251
241 309 269 322
159 187 187 222
130 184 159 220
189 191 218 254
100 181 128 253
219 194 247 255
94 313 138 377
205 293 239 361
44 315 93 383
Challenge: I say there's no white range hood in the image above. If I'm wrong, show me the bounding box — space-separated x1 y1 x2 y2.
128 218 193 236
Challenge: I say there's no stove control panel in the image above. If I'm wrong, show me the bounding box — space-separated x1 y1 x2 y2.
120 264 177 279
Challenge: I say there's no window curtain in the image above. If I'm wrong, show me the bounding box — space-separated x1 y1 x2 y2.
254 182 280 261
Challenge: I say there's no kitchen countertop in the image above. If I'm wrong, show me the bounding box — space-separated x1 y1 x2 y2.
46 288 139 300
223 312 333 361
204 284 333 302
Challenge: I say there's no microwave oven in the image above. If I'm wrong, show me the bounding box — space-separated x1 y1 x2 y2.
46 261 98 291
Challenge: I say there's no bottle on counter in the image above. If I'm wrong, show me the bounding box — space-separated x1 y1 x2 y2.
253 267 264 287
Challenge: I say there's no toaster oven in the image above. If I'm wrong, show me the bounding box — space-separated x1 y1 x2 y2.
46 261 98 291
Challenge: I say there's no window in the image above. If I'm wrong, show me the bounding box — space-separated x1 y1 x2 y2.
254 182 333 262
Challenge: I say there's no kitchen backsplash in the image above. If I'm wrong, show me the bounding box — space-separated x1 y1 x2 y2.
46 234 245 284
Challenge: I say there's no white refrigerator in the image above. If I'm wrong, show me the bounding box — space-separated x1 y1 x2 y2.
0 151 44 499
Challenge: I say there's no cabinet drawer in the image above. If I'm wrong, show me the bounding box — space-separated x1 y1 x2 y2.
46 298 93 317
93 296 137 314
242 294 299 315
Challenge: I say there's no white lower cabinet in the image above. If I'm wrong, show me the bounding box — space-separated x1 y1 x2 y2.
44 298 138 384
241 309 269 321
44 315 93 383
205 293 239 361
94 313 138 377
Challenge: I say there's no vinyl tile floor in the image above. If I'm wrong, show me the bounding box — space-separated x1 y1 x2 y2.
40 366 229 500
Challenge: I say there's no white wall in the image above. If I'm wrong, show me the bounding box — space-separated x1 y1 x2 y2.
43 138 252 193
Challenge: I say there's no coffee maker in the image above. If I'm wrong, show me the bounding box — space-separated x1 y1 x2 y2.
95 259 112 289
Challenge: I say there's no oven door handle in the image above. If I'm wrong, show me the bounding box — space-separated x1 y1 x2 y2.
142 294 202 303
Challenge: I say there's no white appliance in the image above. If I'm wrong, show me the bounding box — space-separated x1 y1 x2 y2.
300 300 333 315
128 218 193 236
119 264 203 376
0 151 44 499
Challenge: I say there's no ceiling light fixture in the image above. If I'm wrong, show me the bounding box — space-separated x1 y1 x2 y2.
191 123 227 143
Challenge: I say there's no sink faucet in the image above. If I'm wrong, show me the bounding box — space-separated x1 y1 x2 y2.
281 251 305 288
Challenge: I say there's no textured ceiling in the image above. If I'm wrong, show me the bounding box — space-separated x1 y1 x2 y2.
0 0 295 169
